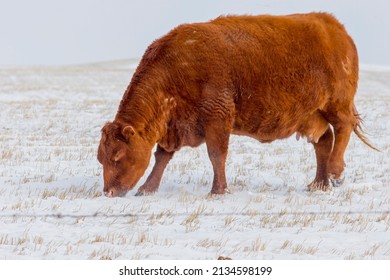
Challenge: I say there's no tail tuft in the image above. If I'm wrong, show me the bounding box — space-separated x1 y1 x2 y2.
353 106 380 152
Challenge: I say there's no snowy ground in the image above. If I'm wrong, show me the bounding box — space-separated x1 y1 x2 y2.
0 60 389 260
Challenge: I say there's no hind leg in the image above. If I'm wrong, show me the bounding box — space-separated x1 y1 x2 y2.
308 126 334 191
328 125 353 187
325 106 356 187
297 111 334 191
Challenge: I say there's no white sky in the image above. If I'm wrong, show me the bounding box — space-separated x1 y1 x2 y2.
1 0 389 66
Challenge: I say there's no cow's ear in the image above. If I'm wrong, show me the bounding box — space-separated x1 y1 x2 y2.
122 126 136 142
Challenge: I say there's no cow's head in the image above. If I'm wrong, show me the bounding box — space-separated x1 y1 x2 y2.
97 122 152 197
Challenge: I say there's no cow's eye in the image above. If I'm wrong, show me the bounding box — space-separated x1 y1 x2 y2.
113 149 125 163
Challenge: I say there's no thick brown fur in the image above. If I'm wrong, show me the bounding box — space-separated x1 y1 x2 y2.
98 13 373 197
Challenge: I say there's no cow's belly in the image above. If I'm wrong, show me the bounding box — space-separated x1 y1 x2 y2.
232 119 297 143
232 109 329 143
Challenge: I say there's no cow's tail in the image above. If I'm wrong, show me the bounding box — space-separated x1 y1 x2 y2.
353 105 380 151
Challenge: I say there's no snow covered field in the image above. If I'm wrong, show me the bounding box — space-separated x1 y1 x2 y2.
0 60 389 259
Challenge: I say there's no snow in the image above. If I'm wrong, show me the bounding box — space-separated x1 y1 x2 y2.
0 60 389 260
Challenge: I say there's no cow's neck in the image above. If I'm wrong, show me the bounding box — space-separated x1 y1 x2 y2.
114 82 169 145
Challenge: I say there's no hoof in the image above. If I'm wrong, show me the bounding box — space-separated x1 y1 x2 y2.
330 172 345 188
135 191 145 197
307 181 329 192
209 188 231 196
135 189 156 196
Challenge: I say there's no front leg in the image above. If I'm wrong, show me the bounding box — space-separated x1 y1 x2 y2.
135 145 174 196
205 126 230 195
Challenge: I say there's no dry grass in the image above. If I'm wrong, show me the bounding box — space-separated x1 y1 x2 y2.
181 204 207 233
243 238 267 253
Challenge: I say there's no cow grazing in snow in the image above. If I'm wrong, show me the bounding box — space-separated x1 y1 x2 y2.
98 13 376 197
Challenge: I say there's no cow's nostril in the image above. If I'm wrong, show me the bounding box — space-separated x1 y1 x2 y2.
104 190 113 197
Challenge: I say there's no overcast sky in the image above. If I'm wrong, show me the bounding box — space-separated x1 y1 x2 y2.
1 0 389 66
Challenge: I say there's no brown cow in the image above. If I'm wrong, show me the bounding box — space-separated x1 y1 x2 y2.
98 12 376 197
